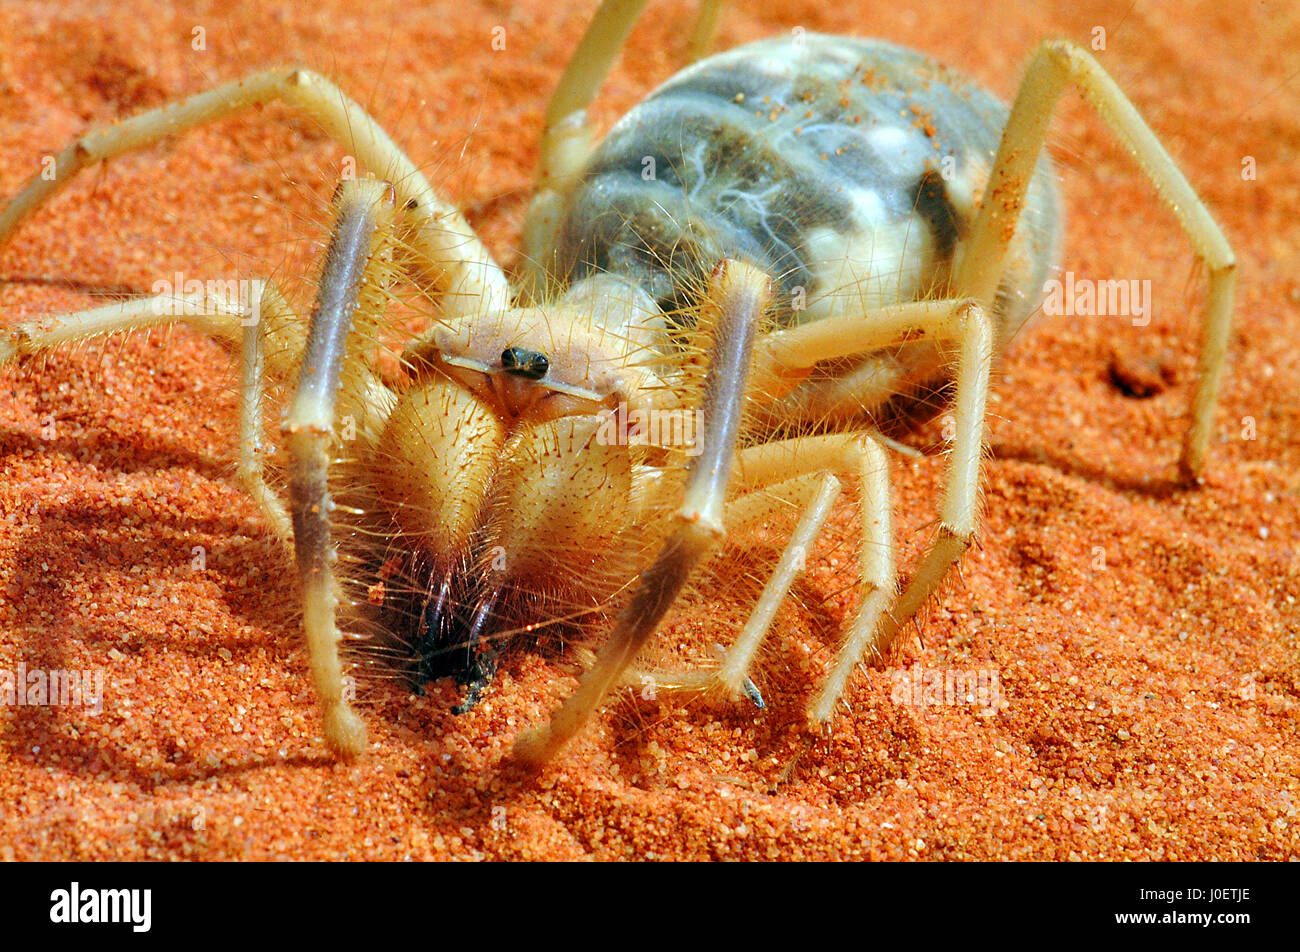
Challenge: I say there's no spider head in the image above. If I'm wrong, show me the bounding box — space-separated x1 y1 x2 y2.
373 276 679 601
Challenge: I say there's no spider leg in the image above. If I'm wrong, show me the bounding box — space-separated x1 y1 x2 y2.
283 178 397 758
860 301 994 660
687 0 725 62
757 299 983 372
518 296 983 755
754 295 995 675
522 0 650 285
0 281 304 543
0 68 509 316
627 433 897 728
749 297 979 428
520 0 724 289
732 435 897 724
955 40 1235 481
513 259 773 764
762 298 994 662
622 471 841 703
236 283 298 544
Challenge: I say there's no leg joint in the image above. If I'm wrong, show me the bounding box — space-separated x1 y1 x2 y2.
937 523 975 555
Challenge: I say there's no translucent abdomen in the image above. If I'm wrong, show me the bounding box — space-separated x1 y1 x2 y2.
554 34 1062 346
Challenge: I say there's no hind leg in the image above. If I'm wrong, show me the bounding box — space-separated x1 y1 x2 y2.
521 0 726 288
957 40 1236 480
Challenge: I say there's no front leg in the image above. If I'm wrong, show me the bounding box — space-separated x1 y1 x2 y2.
866 301 995 657
283 179 397 758
513 259 773 764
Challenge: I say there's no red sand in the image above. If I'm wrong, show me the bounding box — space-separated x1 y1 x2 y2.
0 0 1296 860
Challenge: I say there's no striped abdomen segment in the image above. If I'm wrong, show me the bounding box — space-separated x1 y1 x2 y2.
553 34 1061 340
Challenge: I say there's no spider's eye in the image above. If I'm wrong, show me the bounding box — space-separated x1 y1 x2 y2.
501 347 550 381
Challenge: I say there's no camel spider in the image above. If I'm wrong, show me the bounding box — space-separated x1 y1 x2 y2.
0 0 1234 765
